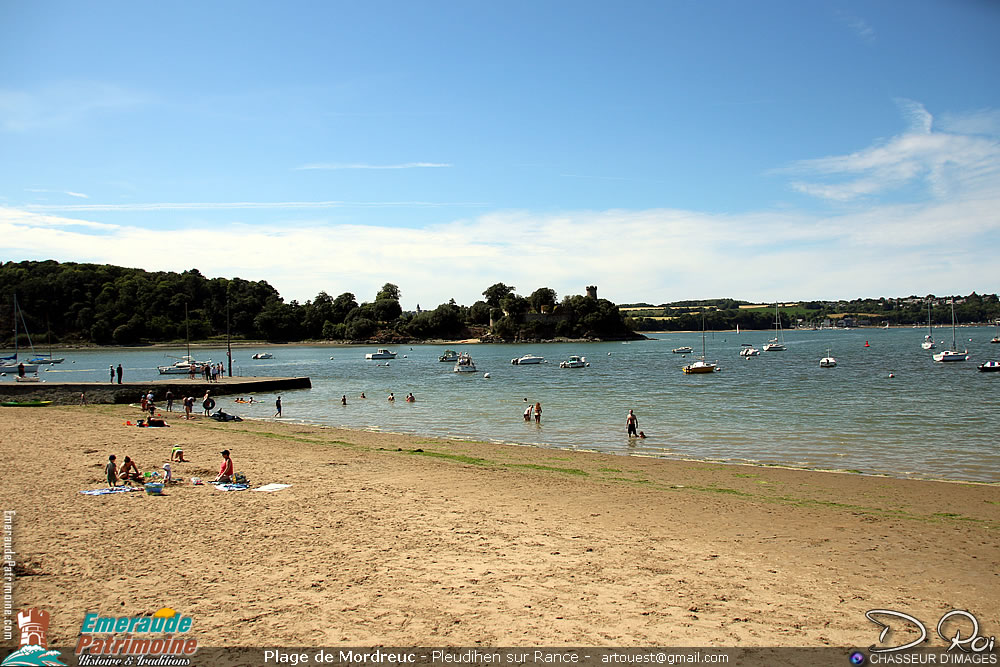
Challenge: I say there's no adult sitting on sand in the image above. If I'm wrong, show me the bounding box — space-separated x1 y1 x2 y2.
119 456 142 483
214 449 234 483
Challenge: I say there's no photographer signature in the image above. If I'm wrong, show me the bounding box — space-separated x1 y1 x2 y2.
866 609 996 653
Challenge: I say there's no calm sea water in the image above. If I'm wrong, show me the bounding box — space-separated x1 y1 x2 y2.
12 327 1000 482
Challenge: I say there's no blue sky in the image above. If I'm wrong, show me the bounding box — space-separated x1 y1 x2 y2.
2 1 999 308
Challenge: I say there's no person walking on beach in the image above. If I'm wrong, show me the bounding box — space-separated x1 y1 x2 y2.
626 409 638 438
116 363 123 384
183 396 194 420
202 391 215 416
274 396 282 417
534 402 542 424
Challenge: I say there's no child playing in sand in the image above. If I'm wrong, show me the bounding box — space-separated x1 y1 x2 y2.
170 445 188 462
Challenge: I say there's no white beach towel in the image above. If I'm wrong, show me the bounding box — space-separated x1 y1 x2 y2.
253 483 292 493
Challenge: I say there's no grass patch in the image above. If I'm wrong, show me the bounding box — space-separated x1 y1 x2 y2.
598 467 623 473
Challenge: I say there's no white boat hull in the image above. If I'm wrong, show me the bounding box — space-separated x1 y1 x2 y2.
820 358 837 367
1 363 39 373
933 350 968 362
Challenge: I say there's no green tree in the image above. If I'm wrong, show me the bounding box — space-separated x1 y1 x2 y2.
483 283 515 308
528 287 557 313
376 283 401 301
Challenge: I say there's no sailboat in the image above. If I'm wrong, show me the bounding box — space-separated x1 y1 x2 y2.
990 319 999 344
932 299 968 362
921 302 936 350
819 348 837 368
0 295 39 374
763 303 786 351
29 316 64 364
157 303 211 374
682 313 718 374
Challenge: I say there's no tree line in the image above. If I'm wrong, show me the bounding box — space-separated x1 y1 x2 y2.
626 294 1000 332
0 261 634 345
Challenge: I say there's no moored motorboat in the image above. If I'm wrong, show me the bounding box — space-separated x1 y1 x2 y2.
251 352 274 359
559 355 588 368
977 361 1000 372
511 353 545 365
739 346 760 357
454 353 477 373
365 349 397 360
438 350 458 362
671 347 693 354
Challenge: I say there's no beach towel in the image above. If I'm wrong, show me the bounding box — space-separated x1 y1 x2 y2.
253 483 291 493
80 486 144 496
214 483 249 491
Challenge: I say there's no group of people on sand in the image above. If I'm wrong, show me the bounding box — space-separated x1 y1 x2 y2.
105 447 235 487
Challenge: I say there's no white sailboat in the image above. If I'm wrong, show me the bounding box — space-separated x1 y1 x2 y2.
0 295 39 374
682 313 718 374
921 302 936 350
763 303 786 351
932 299 968 363
820 348 837 368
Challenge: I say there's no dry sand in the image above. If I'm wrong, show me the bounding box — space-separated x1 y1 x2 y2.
1 405 997 648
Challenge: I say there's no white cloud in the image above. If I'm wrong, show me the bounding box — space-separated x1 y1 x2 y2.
784 102 1000 202
294 162 452 170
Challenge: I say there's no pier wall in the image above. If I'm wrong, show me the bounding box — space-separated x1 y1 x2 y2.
0 376 311 405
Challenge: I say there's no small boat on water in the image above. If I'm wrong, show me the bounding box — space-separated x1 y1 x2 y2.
365 349 397 360
977 361 1000 372
1 295 40 374
682 313 718 374
932 299 968 363
15 374 42 382
763 303 786 351
438 349 458 362
820 349 837 368
559 355 588 368
158 355 211 374
454 353 477 373
511 354 545 365
991 320 1000 344
672 347 693 354
922 302 936 349
251 352 274 359
739 346 760 357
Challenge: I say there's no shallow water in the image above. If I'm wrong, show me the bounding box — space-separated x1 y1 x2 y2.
12 326 1000 482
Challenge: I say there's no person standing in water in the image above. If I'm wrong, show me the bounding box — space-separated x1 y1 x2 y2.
626 409 639 438
534 402 542 424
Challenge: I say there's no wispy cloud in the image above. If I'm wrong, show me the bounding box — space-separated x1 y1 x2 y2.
837 11 875 43
0 82 147 132
25 200 488 212
294 162 452 170
783 101 1000 202
26 188 90 199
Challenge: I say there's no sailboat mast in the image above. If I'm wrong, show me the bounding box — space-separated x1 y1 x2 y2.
185 302 190 360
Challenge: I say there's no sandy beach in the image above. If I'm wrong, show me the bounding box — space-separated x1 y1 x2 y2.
2 405 998 648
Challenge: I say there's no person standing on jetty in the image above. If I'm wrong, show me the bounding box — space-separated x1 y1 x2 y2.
274 396 282 417
109 365 115 383
116 364 123 384
626 409 639 438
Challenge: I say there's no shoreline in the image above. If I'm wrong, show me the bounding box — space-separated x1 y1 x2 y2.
2 405 997 647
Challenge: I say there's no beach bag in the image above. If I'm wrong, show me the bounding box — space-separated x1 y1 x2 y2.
233 473 247 484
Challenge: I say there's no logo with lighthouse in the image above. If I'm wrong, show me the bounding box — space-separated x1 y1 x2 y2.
2 608 64 666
